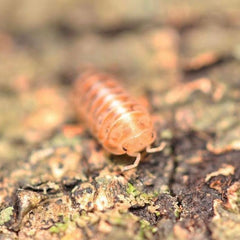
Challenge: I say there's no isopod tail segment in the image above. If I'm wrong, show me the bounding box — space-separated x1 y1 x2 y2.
122 141 167 171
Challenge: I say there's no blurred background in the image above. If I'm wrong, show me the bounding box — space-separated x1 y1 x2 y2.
1 3 240 239
0 0 240 168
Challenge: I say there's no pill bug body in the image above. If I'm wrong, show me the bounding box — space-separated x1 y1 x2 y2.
72 71 160 169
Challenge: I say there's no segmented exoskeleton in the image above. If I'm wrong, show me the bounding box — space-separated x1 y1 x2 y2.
71 71 165 170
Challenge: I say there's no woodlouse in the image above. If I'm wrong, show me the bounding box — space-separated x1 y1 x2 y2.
71 71 165 170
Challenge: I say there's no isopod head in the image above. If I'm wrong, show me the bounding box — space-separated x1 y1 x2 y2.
106 111 156 156
122 128 155 156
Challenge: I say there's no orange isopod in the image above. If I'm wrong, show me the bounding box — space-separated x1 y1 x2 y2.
71 71 165 170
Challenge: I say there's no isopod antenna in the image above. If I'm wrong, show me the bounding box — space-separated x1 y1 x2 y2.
146 141 167 153
123 141 167 171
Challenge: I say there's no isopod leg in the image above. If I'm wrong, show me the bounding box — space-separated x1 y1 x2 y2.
146 141 167 153
122 153 141 171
